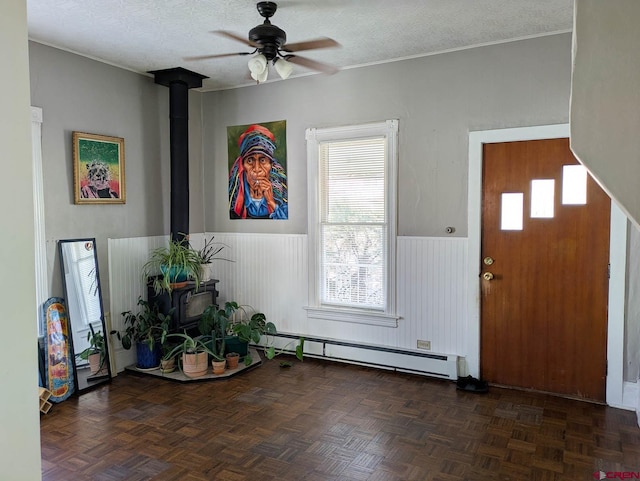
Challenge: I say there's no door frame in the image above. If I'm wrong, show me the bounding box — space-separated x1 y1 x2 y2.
467 123 627 408
31 106 48 337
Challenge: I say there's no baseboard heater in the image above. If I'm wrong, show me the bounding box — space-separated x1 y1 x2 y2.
260 333 459 380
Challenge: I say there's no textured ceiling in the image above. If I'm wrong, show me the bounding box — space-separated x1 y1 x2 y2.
27 0 574 91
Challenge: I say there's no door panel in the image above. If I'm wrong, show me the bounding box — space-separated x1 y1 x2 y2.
480 138 610 401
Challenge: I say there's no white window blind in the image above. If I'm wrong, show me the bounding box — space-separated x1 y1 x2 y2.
306 120 399 327
319 138 386 309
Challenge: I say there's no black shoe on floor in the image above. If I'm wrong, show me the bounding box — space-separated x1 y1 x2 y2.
456 375 488 393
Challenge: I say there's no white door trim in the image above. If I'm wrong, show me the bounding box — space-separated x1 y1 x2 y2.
467 124 627 407
31 106 48 337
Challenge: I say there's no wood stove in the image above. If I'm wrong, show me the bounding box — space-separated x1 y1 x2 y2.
147 279 219 333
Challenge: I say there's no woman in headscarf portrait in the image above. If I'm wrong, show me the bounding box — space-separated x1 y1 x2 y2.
228 121 288 220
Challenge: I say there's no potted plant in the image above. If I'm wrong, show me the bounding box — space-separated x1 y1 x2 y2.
163 332 224 378
111 297 173 369
198 302 234 363
159 341 179 373
202 300 304 366
225 351 240 370
231 311 276 365
196 235 233 282
142 238 202 294
76 324 107 375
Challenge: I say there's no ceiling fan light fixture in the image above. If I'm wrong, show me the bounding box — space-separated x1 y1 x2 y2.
198 3 340 85
248 53 268 76
250 65 269 83
274 58 293 80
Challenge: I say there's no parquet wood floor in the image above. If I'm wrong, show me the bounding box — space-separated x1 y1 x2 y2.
40 356 640 481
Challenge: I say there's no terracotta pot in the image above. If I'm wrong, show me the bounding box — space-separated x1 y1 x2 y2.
182 352 209 378
211 359 226 375
88 352 102 374
160 358 176 373
226 352 240 370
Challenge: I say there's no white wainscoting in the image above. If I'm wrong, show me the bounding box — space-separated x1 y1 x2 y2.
108 234 170 370
396 236 468 356
107 233 468 375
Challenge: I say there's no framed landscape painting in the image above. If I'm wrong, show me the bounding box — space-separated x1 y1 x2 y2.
73 131 125 204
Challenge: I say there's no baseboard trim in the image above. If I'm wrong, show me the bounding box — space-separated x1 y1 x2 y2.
624 381 640 426
620 381 640 426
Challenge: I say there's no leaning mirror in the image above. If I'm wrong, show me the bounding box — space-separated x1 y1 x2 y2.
58 238 111 393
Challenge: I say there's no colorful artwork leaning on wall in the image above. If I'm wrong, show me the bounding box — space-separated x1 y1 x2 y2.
227 120 288 220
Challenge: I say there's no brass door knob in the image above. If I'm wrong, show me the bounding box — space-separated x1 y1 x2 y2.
483 272 494 281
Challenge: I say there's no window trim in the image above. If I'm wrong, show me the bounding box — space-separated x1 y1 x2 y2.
305 120 399 327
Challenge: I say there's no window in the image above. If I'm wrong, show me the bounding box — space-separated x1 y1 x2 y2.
500 193 524 230
562 164 588 205
306 120 399 327
530 179 555 218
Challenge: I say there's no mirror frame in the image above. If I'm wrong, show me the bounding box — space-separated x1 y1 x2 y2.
58 238 112 394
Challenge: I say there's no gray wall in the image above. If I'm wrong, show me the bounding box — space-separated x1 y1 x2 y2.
203 33 572 236
571 0 640 385
29 42 205 308
2 1 42 479
571 0 640 229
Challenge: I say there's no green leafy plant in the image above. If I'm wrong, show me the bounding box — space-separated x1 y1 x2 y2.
198 302 236 359
199 301 304 366
76 324 106 370
142 238 202 294
163 332 224 362
111 297 172 352
196 236 233 264
231 311 276 344
265 337 305 365
161 340 180 361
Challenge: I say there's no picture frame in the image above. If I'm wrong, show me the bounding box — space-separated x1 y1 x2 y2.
227 120 288 220
72 131 125 204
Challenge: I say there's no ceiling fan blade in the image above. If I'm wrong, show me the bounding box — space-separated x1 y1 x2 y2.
213 30 262 49
286 55 339 75
184 52 251 61
281 37 340 53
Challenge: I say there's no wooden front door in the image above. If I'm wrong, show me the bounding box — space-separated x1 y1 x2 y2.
480 138 610 401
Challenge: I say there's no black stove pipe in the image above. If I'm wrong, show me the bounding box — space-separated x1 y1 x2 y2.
149 68 208 243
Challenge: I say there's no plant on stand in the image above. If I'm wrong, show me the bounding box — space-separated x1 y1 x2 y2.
111 297 173 369
228 304 304 365
142 238 202 294
160 341 179 373
163 332 224 378
201 300 305 366
198 302 234 370
196 235 233 282
231 310 276 365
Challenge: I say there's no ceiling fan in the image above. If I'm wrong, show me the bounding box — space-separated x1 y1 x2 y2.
185 1 340 83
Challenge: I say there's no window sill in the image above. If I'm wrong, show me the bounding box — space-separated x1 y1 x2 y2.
305 306 399 327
